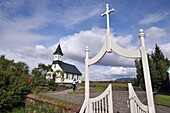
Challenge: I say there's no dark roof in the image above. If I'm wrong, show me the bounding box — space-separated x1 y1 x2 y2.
52 61 82 75
53 44 64 55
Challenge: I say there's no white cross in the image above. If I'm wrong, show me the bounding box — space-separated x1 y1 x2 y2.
101 4 114 34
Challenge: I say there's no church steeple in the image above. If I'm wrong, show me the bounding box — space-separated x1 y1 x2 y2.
53 44 63 55
53 44 63 61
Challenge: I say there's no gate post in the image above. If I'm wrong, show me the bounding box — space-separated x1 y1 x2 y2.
85 46 90 113
139 29 155 113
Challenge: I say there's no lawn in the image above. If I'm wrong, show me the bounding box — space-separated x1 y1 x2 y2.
154 94 170 107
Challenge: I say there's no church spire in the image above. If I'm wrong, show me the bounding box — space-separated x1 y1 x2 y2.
53 44 64 56
53 44 63 61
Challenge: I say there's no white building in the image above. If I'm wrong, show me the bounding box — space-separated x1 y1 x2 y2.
46 44 82 83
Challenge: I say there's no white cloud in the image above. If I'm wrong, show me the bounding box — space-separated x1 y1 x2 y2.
0 47 52 70
59 27 138 67
160 43 170 59
139 12 169 24
145 26 167 42
53 1 103 28
0 1 55 47
84 66 136 81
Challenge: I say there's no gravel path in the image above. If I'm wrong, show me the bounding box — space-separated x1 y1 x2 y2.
40 88 170 113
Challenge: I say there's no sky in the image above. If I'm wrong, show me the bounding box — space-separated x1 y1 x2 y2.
0 0 170 81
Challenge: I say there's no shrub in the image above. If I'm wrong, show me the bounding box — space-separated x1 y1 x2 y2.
0 55 31 112
47 80 58 91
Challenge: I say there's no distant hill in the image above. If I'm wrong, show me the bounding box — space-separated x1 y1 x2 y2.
115 78 133 81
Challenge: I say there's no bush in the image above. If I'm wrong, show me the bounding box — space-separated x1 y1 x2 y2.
0 55 31 112
47 80 58 91
33 88 41 93
40 87 50 92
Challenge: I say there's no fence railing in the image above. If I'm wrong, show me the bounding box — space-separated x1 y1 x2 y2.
80 84 113 113
128 83 148 113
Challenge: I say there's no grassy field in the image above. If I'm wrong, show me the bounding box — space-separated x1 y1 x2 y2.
154 94 170 107
90 82 128 87
79 82 137 92
79 82 128 87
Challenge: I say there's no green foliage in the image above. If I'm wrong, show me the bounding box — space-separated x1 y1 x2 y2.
154 94 170 106
31 63 51 86
135 44 170 92
33 88 41 93
47 69 65 83
47 80 58 91
0 55 31 112
40 87 50 92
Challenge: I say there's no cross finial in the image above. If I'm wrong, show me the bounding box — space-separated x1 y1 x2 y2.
101 4 114 34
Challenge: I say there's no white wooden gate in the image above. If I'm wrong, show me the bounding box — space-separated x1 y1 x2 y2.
128 83 148 113
80 4 155 113
80 84 113 113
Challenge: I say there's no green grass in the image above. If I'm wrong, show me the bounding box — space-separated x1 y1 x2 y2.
79 83 85 87
92 87 106 92
80 83 128 87
79 82 142 92
154 94 170 107
11 107 26 113
91 83 128 87
11 104 49 113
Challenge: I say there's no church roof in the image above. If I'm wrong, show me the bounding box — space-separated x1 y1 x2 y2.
52 61 82 75
53 44 64 55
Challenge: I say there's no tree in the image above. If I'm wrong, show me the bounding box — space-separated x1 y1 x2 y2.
135 44 170 92
151 44 170 91
53 70 65 83
47 69 65 83
31 63 51 86
0 55 31 112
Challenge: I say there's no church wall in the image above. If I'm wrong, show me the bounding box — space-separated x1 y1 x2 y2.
47 72 82 83
52 64 62 72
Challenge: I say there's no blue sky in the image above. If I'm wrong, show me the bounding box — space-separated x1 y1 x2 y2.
0 0 170 81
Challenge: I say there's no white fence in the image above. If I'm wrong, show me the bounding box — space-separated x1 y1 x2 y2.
128 83 148 113
80 84 113 113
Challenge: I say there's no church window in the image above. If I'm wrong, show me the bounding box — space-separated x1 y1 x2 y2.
66 73 68 79
68 74 69 79
72 74 74 79
77 75 79 80
54 64 56 68
74 75 77 80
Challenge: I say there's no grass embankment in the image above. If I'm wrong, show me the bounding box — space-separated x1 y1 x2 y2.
30 93 81 106
154 94 170 107
79 82 142 93
11 93 81 113
11 104 49 113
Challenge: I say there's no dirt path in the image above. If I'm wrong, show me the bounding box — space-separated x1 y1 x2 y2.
40 88 170 113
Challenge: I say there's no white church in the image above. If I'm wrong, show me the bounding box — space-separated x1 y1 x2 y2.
46 44 82 83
